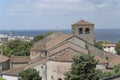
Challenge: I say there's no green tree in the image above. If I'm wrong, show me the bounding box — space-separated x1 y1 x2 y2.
65 54 99 80
114 64 120 73
99 71 113 79
0 78 6 80
19 68 42 80
95 41 110 50
115 41 120 55
0 40 32 57
31 35 44 44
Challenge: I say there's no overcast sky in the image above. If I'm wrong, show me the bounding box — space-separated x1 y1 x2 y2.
0 0 120 30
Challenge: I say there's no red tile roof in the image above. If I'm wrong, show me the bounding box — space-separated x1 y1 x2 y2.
102 44 116 47
108 55 120 68
72 20 94 26
31 45 46 51
94 55 108 64
10 56 30 63
46 34 72 50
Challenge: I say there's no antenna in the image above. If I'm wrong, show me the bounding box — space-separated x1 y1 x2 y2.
57 26 60 32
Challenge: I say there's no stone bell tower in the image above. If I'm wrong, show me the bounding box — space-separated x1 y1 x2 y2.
72 20 95 45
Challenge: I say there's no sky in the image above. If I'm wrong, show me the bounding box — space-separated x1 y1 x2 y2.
0 0 120 30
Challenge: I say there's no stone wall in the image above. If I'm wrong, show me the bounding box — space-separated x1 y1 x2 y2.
34 64 46 80
49 48 81 61
10 63 28 69
49 41 88 56
46 61 72 80
30 50 47 59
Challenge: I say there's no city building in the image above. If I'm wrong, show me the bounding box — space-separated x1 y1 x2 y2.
0 35 8 45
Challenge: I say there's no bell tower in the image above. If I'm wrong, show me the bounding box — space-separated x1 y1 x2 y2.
72 20 95 45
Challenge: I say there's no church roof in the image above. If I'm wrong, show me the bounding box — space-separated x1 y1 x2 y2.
31 45 46 51
31 32 67 51
46 34 72 50
72 20 94 26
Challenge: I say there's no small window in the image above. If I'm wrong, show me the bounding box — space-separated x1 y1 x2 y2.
104 47 106 48
85 28 90 34
51 76 54 80
41 66 43 68
79 28 83 34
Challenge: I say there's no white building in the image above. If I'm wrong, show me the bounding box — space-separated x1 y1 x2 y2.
102 43 116 54
0 34 8 45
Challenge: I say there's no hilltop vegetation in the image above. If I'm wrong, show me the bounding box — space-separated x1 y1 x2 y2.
0 40 32 57
0 32 52 57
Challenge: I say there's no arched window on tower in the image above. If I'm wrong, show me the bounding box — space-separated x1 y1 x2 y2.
79 28 83 34
85 28 90 34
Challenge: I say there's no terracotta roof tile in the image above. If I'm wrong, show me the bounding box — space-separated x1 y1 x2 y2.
72 20 94 26
31 45 46 51
10 56 30 63
94 55 108 64
108 56 120 68
106 52 117 62
46 34 72 50
2 67 24 76
0 55 9 63
102 44 116 47
25 57 47 69
31 32 67 51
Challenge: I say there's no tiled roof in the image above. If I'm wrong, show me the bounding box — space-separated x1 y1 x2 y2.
0 55 9 63
46 34 72 50
31 45 46 51
2 67 24 76
72 20 94 26
108 56 120 68
31 32 67 51
94 55 108 64
106 52 117 62
10 56 30 63
102 44 116 47
25 57 47 69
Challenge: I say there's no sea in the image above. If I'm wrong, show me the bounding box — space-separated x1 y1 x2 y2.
0 29 120 43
